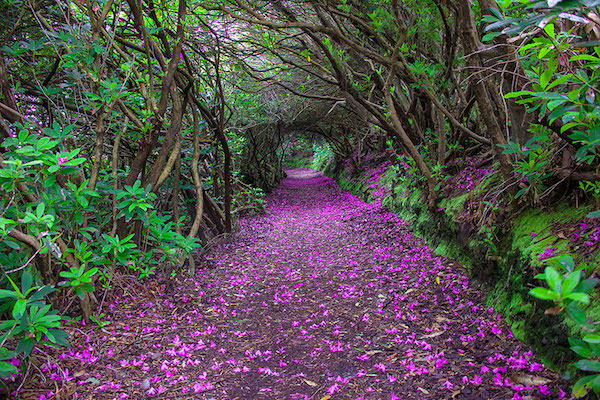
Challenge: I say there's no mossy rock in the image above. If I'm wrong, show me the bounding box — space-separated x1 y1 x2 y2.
512 203 591 267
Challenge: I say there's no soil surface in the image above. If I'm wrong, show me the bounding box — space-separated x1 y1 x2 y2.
25 168 568 399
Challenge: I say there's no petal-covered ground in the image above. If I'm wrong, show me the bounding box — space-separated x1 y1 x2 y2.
29 168 568 400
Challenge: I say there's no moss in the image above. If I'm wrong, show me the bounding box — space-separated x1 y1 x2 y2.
434 240 467 265
380 170 396 187
484 252 573 369
382 194 394 209
472 169 502 197
440 192 469 220
512 203 591 267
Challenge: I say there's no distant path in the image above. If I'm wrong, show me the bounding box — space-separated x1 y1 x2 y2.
34 168 566 400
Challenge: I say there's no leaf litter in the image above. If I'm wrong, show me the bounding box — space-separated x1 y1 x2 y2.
24 168 568 399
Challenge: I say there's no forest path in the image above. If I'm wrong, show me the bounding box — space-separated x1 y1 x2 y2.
32 168 566 400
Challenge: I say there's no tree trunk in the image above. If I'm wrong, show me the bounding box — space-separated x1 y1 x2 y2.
477 0 535 145
188 105 205 239
0 57 22 142
453 1 515 190
215 128 233 232
172 152 182 236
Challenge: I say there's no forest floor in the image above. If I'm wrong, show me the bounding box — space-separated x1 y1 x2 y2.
26 168 569 400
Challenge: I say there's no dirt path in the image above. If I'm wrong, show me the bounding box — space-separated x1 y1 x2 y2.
30 168 567 400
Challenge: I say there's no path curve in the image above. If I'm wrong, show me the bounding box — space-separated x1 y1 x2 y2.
34 168 567 400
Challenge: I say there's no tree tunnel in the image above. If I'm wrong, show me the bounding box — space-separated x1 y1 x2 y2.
1 1 600 371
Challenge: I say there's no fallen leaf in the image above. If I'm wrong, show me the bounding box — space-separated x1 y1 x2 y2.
421 331 444 339
303 379 318 387
510 373 552 386
545 305 564 315
435 315 454 324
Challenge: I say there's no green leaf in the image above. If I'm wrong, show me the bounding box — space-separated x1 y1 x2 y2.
35 203 45 218
21 271 33 296
504 90 533 99
544 23 555 39
570 337 592 358
482 32 501 42
577 278 598 294
44 175 56 187
547 100 568 113
47 329 69 346
16 337 34 356
5 240 21 250
584 334 600 344
540 68 554 90
74 211 84 225
571 54 600 62
12 299 26 319
591 375 600 394
75 287 85 300
539 46 552 59
544 266 562 293
565 292 590 304
567 301 590 325
547 74 572 90
29 285 54 302
587 210 600 218
63 157 86 167
558 255 575 272
532 91 569 101
84 267 98 278
485 19 514 32
0 361 17 373
80 284 94 292
575 359 600 372
562 270 581 296
573 375 596 398
529 287 558 301
0 290 19 300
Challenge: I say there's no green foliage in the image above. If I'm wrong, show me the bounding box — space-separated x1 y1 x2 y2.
580 181 600 203
233 186 266 214
530 255 600 397
90 312 110 328
116 181 157 221
311 143 334 171
0 120 202 383
501 135 552 203
59 265 97 300
0 271 67 379
497 2 600 164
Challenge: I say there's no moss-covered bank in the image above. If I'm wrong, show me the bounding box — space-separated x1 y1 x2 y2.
325 162 599 374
